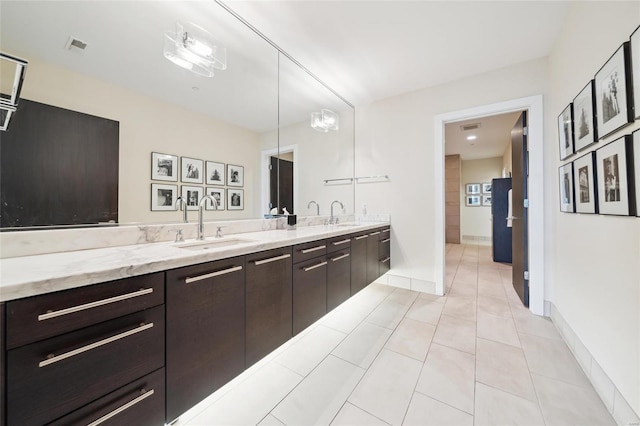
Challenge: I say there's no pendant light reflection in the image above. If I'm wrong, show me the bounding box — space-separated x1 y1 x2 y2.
163 22 226 78
310 109 339 132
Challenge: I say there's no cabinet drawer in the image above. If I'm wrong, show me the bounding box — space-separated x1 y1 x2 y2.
293 239 327 264
379 227 391 241
7 305 165 426
327 235 351 254
327 249 351 312
293 256 327 335
6 272 164 349
48 368 165 426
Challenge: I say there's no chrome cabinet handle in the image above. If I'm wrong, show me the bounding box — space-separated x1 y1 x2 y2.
331 253 350 262
332 239 350 246
355 235 369 240
382 229 390 233
301 245 326 254
381 238 391 243
39 322 154 368
370 231 381 236
87 389 155 426
303 261 328 272
381 257 391 263
185 265 243 283
254 253 291 266
38 288 154 321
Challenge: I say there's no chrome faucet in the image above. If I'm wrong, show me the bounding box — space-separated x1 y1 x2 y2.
175 196 188 223
197 194 217 240
330 200 344 224
307 200 320 215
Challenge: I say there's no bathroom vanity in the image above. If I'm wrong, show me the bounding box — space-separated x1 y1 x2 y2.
0 222 390 426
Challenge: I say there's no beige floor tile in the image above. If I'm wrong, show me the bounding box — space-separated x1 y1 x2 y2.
448 280 478 298
477 311 520 347
272 355 366 426
403 392 473 426
384 317 435 361
477 294 511 318
322 301 371 334
512 309 562 340
432 314 476 355
405 296 444 325
330 402 389 426
348 349 422 426
365 299 410 330
415 343 475 414
350 283 395 308
385 288 419 306
257 414 285 426
477 279 507 300
532 373 615 425
474 382 545 426
442 294 477 322
476 338 537 401
332 321 392 368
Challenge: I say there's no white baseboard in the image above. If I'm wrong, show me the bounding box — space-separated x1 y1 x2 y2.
378 272 437 294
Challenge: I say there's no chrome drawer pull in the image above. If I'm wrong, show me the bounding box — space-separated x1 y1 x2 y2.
39 322 154 368
331 253 350 262
355 235 369 240
381 238 391 243
185 266 243 283
381 257 391 263
254 253 291 266
303 261 328 272
370 231 381 236
332 239 350 246
87 389 155 426
38 288 154 321
382 229 390 233
301 245 326 254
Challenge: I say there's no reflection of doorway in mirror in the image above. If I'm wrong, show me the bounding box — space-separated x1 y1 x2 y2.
261 145 299 216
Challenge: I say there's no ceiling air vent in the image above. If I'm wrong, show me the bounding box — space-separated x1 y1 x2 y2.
65 37 88 51
460 123 481 132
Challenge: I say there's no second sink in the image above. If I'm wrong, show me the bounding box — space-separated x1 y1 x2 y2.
174 238 256 251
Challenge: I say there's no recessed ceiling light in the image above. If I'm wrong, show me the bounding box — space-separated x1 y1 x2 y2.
466 135 477 141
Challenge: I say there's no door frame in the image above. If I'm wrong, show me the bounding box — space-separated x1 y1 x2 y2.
434 95 544 315
260 144 299 216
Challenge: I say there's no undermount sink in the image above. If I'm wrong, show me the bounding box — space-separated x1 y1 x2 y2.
174 238 256 251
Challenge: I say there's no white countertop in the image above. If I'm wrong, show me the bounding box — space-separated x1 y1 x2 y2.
0 222 389 302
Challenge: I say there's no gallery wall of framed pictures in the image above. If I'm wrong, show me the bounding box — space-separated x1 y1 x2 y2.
465 182 492 207
149 151 245 212
557 25 639 218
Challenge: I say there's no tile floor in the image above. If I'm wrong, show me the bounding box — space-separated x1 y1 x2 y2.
178 244 615 426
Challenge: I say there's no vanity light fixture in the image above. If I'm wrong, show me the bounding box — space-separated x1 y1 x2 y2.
0 52 28 131
466 135 477 141
310 109 339 132
163 21 226 78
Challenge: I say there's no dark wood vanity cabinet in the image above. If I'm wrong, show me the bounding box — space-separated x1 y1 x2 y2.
366 229 382 284
292 241 328 335
165 256 246 424
0 303 5 426
245 247 293 367
379 227 391 276
327 247 351 311
350 231 370 295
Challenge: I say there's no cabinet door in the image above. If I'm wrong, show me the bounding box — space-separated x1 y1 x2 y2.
350 232 369 295
366 229 382 284
166 256 246 423
0 303 4 426
327 249 351 311
379 233 391 276
293 256 327 335
246 247 293 367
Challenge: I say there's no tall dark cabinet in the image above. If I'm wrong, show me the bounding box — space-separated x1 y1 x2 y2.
492 177 513 263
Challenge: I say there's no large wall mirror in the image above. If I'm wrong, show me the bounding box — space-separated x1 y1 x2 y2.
0 1 354 229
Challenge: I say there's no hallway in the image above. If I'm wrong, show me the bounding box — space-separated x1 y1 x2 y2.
179 244 614 425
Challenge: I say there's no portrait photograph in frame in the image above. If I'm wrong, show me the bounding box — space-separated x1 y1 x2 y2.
482 195 492 207
572 81 598 151
227 188 244 210
227 164 244 187
181 157 204 184
466 195 481 207
206 161 225 185
595 42 633 139
482 183 492 194
596 135 635 216
206 187 225 211
558 104 574 160
181 185 204 211
151 183 177 211
466 183 481 195
558 163 575 213
631 26 640 119
151 152 178 182
573 151 598 214
633 130 640 217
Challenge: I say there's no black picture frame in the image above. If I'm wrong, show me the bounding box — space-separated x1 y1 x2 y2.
206 187 225 211
151 152 178 182
631 26 640 120
206 161 225 185
181 157 204 184
181 185 204 211
465 195 481 206
151 183 177 211
594 42 633 139
595 135 635 216
558 163 575 213
227 188 244 210
572 81 598 152
227 164 244 187
558 104 574 160
573 151 598 214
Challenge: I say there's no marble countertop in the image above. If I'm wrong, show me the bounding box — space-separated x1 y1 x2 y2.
0 222 389 302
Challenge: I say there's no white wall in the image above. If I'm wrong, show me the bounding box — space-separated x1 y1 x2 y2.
545 1 640 416
460 157 502 243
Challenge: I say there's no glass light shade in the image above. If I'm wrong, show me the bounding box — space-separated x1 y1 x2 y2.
321 109 339 131
163 22 227 78
310 111 328 132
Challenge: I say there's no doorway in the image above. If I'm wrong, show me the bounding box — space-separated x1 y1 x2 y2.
260 144 299 216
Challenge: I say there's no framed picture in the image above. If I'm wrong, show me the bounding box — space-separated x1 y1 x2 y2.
633 130 640 217
465 183 481 195
595 42 633 139
227 188 244 210
573 152 598 214
631 26 640 119
596 135 635 216
482 195 492 206
151 152 178 182
151 183 177 211
181 157 203 184
482 183 492 194
572 81 598 151
558 163 575 213
181 185 204 211
206 161 225 185
227 164 244 187
558 104 574 160
206 187 225 211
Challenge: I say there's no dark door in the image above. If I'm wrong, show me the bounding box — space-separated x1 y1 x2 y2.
491 178 512 263
269 156 294 214
511 112 529 306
